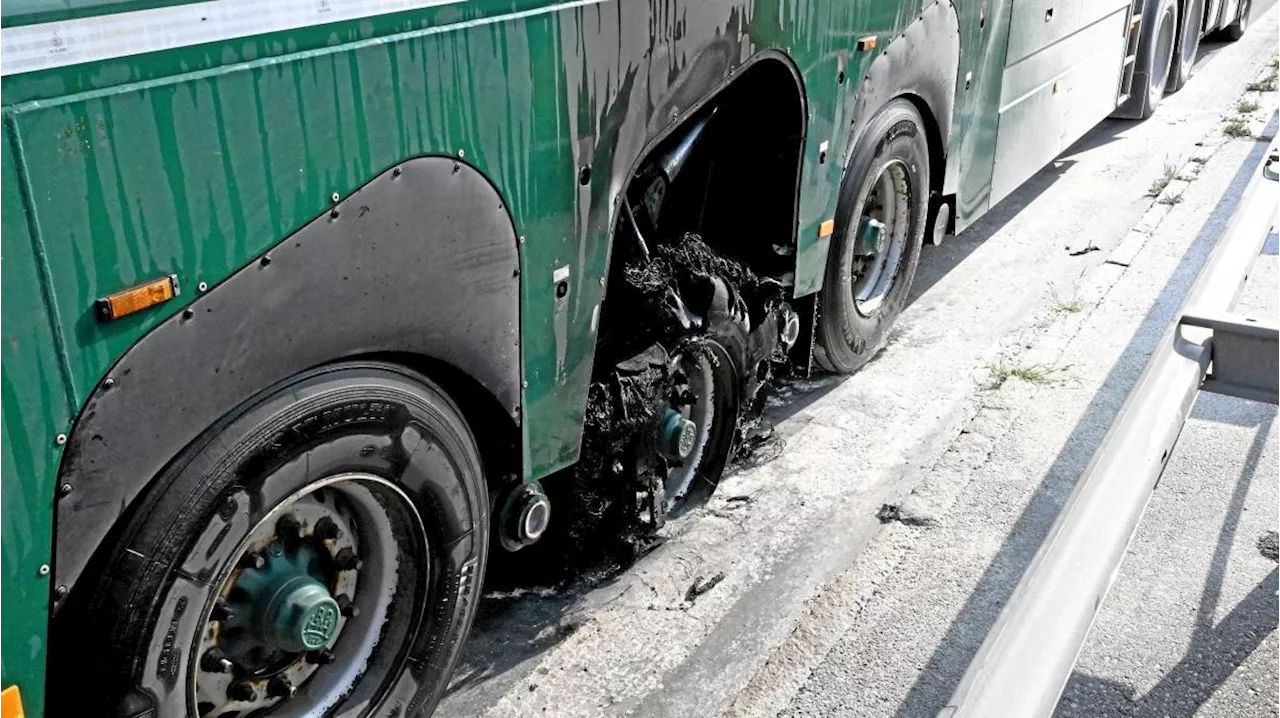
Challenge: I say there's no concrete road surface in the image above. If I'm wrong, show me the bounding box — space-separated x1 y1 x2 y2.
439 7 1280 718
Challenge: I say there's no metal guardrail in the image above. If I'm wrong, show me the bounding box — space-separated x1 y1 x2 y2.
939 141 1280 718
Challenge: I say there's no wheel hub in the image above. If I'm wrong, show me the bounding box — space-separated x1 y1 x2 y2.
193 475 423 718
660 408 699 460
233 543 340 654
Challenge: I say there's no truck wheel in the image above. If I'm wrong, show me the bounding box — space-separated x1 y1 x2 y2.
67 362 487 718
1167 0 1204 92
1222 0 1250 40
816 98 930 374
1130 0 1179 119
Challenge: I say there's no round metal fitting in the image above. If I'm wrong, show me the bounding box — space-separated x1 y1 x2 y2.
778 304 802 350
54 433 67 446
497 482 552 552
660 409 698 461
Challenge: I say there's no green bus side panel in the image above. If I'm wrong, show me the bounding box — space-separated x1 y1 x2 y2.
2 0 930 486
1 130 72 713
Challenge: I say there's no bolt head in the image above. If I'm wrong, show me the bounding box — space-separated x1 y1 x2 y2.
201 648 234 673
239 552 266 570
58 483 72 497
334 547 360 571
313 516 339 541
227 680 257 702
306 648 337 665
55 434 67 446
267 676 296 699
331 192 341 203
38 564 50 577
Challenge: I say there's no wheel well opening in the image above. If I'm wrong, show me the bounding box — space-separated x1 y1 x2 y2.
599 56 806 363
622 57 805 276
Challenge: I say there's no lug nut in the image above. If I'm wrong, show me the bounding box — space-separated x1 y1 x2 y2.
334 547 361 571
227 680 257 702
335 593 359 618
238 553 265 570
210 598 233 622
200 647 233 673
313 516 339 541
306 648 336 665
266 676 296 700
276 514 301 539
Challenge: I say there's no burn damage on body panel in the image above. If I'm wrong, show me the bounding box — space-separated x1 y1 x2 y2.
490 61 805 584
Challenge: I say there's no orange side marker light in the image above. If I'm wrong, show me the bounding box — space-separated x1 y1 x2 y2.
1 685 25 718
95 274 180 322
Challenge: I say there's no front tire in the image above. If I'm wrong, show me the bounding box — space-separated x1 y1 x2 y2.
58 362 488 718
816 99 930 374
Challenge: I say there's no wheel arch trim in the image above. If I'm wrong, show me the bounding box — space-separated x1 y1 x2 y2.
51 155 521 601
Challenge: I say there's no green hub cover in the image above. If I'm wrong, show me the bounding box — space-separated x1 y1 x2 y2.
229 541 340 655
660 409 698 460
855 217 888 257
263 576 341 652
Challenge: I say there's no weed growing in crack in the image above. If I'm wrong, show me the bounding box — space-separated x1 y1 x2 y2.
1245 71 1278 92
1048 285 1085 314
1157 193 1183 205
1237 98 1261 113
1223 120 1250 138
987 361 1068 387
1148 161 1180 197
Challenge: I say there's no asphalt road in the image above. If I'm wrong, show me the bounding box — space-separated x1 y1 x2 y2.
439 8 1280 718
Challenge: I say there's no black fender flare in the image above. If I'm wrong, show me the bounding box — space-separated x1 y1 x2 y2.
52 156 521 600
843 0 960 195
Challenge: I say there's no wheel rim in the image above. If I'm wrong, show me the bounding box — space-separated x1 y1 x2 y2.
850 159 912 316
191 474 427 717
663 341 734 510
1152 7 1177 96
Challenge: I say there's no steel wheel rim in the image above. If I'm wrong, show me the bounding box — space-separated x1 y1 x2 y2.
190 473 427 717
663 345 721 509
852 159 912 316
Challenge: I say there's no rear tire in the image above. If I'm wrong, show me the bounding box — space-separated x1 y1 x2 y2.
1141 0 1179 118
1167 0 1204 92
816 99 930 374
57 362 488 718
1223 0 1251 40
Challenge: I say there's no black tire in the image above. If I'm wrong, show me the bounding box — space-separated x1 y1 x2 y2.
1168 0 1204 92
1142 0 1179 117
1119 0 1179 119
816 98 930 374
1223 0 1250 40
57 362 488 718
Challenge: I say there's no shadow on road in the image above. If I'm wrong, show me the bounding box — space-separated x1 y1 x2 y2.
892 123 1277 718
1055 399 1276 718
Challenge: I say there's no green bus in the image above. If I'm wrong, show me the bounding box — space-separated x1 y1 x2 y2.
0 0 1251 715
